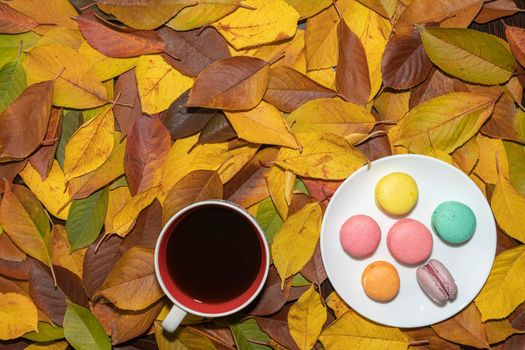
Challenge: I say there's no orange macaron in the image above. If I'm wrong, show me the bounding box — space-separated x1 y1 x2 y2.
361 261 400 302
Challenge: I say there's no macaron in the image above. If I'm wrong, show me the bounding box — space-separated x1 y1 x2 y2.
416 259 458 304
432 201 476 244
375 172 418 216
387 218 432 265
340 215 381 258
361 261 400 302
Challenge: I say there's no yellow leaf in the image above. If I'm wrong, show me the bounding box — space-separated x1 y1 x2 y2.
0 292 38 340
36 28 84 49
319 311 409 350
272 202 322 282
396 92 495 154
289 98 376 137
25 340 68 350
225 101 299 148
136 55 193 114
19 160 71 220
63 109 114 181
155 323 216 350
78 42 138 82
339 0 391 100
451 137 479 175
23 45 108 109
288 285 327 350
167 0 242 31
306 68 336 88
305 5 339 70
491 169 525 243
284 0 332 18
475 246 525 321
110 186 162 237
266 166 295 220
213 0 300 50
373 90 410 123
326 291 351 318
474 134 509 184
8 0 78 34
485 318 525 344
275 132 367 180
96 247 163 310
161 134 258 193
104 186 132 234
356 0 398 18
50 225 85 278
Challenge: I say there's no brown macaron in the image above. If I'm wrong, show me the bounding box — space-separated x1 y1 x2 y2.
361 261 400 302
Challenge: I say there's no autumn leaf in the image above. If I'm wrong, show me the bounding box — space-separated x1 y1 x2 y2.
7 0 78 34
275 132 367 180
64 301 111 350
326 292 350 319
272 202 322 282
96 247 163 311
155 324 217 350
0 80 53 162
356 0 397 18
288 285 327 350
23 321 65 343
480 93 523 143
29 107 62 180
230 318 272 350
319 311 409 350
474 134 509 184
396 92 495 154
305 5 340 70
213 0 299 50
266 166 295 220
0 3 38 34
476 0 522 24
78 42 139 82
0 59 27 112
167 0 242 31
187 56 269 110
420 27 517 85
485 318 525 344
284 0 331 18
475 246 525 321
0 292 38 340
50 225 85 278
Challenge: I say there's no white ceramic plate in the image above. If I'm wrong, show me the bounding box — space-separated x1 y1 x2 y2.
320 154 496 328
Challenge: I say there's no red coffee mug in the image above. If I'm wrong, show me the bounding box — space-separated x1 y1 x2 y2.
154 200 270 332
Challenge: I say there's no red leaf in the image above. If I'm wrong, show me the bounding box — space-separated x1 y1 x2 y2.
264 66 337 113
29 108 62 179
0 3 38 34
382 26 433 90
75 11 165 58
336 20 371 105
0 81 53 162
125 114 171 195
114 69 142 139
158 26 231 78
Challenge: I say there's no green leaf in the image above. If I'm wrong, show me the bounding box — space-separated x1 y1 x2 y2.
292 273 311 287
420 27 517 85
230 319 272 350
63 301 111 350
0 60 26 112
23 321 64 342
504 109 525 196
109 176 128 190
66 186 109 251
255 197 283 245
295 178 309 194
0 32 39 69
57 110 82 169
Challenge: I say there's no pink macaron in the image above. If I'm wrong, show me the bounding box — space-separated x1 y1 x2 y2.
340 215 381 258
387 218 432 265
417 259 458 303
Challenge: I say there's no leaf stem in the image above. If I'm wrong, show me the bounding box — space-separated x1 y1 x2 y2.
238 3 256 10
333 2 342 19
52 67 66 83
408 340 430 346
162 50 180 61
16 41 23 63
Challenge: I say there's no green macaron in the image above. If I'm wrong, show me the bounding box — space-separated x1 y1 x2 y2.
432 201 476 244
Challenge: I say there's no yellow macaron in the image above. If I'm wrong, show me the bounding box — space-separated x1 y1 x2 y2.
375 172 418 216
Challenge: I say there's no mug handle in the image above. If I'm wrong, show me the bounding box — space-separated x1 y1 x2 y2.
162 305 187 332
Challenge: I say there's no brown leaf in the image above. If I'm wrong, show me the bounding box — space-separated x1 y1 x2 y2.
114 69 143 139
158 26 231 78
189 324 236 350
255 304 300 350
409 68 456 109
356 123 392 161
288 284 310 301
125 114 171 195
0 81 53 162
300 243 327 285
223 148 278 208
161 90 223 140
120 199 162 254
162 170 223 224
187 56 270 110
382 25 433 90
336 20 371 105
431 303 489 349
475 0 521 24
481 93 524 143
29 108 62 180
494 334 525 350
302 178 343 204
198 113 237 144
29 259 67 326
0 3 38 34
82 235 123 299
0 258 30 281
92 300 164 345
497 226 518 255
54 265 89 308
75 11 165 58
505 24 525 68
0 160 27 193
264 66 337 113
248 266 292 316
405 327 461 350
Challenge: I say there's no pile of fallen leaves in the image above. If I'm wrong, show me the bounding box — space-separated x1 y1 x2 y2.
1 0 525 349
